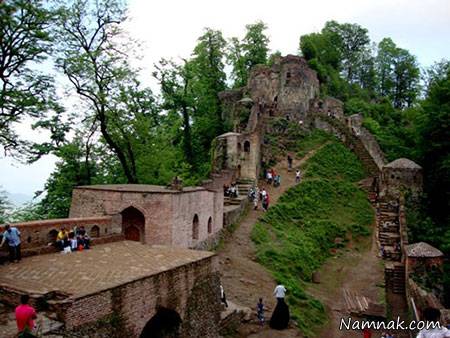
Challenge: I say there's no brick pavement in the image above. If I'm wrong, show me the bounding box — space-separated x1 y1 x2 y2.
0 241 214 298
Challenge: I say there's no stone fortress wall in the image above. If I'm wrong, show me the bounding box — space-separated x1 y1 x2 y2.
212 54 445 324
69 185 223 249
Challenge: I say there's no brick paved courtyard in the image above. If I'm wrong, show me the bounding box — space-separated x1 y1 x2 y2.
0 241 214 297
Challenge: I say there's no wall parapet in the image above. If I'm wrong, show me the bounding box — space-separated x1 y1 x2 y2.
1 216 114 253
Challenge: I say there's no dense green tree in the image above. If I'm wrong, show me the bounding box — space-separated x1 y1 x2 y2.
423 59 450 94
37 138 97 218
376 38 397 97
392 48 420 108
299 25 349 99
242 21 269 70
0 0 61 157
0 187 12 223
375 38 420 108
154 59 196 168
419 69 450 225
54 0 152 183
227 21 270 87
299 31 341 70
322 21 371 83
227 37 247 88
190 28 227 153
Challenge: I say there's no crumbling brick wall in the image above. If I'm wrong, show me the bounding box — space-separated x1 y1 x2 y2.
60 256 220 338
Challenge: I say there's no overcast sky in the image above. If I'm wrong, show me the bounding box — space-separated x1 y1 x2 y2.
1 0 449 196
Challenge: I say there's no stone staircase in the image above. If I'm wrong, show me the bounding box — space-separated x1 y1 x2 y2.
222 179 255 227
385 262 406 294
236 179 255 196
316 114 381 176
377 199 406 294
223 179 254 207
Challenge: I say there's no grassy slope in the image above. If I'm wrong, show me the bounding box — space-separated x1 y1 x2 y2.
251 137 374 337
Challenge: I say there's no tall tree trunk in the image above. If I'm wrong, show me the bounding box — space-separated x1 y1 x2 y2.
98 107 137 183
181 103 195 167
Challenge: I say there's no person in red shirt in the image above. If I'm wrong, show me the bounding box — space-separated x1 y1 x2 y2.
363 328 372 338
15 294 37 337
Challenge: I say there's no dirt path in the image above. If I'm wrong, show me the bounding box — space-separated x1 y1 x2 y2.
306 228 385 338
218 147 321 337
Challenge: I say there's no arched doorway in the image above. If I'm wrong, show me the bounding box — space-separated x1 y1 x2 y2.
244 140 250 153
140 307 182 338
192 214 199 240
207 217 212 234
121 206 145 243
90 225 100 238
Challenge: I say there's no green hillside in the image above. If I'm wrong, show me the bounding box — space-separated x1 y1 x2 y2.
251 139 374 336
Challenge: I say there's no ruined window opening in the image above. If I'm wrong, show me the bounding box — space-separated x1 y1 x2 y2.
90 225 100 238
27 236 32 243
193 214 199 240
286 71 291 85
237 142 242 152
207 217 212 234
244 141 250 153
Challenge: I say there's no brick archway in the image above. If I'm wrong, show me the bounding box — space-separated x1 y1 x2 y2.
121 206 145 243
139 307 181 338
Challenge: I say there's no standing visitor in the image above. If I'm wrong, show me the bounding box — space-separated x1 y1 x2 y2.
253 186 260 210
0 224 22 263
257 298 265 326
295 169 301 183
261 188 267 202
287 155 293 171
219 284 228 308
15 294 37 337
262 191 270 212
267 171 273 184
274 174 281 187
270 284 290 330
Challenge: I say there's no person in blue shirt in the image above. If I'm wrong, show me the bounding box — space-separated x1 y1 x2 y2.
257 298 265 326
0 224 22 263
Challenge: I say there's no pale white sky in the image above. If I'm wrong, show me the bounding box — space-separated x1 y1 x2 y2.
1 0 449 196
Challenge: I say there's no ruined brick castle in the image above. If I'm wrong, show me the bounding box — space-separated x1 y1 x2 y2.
1 54 441 337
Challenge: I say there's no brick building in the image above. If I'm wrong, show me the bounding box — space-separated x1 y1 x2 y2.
380 158 423 199
0 241 221 337
69 184 223 249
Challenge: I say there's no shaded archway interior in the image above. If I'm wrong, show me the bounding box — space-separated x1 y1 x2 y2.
139 307 182 338
121 206 145 242
192 214 199 240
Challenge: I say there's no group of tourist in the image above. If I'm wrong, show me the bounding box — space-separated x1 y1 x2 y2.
248 186 270 212
219 283 290 330
265 168 281 187
54 226 90 253
223 183 239 198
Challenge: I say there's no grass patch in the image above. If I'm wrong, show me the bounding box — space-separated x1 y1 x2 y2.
296 129 335 158
252 139 373 337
